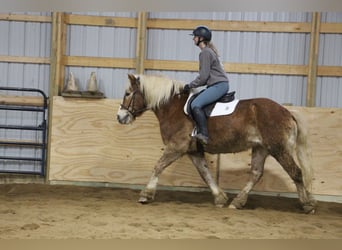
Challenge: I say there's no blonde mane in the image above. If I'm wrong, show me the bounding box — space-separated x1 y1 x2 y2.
137 74 185 110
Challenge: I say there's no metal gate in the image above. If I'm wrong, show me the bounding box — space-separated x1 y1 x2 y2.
0 87 48 176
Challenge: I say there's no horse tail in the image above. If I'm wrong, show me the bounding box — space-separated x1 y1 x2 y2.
291 110 313 190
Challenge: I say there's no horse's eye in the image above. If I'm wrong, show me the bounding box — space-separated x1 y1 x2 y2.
125 92 130 97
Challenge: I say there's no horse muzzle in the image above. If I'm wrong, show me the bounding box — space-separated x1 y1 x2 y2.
117 108 134 124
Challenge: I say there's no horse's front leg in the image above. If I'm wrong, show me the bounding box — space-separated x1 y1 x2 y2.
189 152 228 207
139 148 182 204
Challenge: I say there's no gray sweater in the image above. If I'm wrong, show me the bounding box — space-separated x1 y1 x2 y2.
189 46 229 88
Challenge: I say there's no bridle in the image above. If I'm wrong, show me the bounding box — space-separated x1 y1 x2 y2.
120 89 148 118
119 76 188 119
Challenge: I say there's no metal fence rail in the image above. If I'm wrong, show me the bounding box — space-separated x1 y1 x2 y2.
0 87 48 176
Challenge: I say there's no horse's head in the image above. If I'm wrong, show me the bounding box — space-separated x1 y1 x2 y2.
117 74 148 124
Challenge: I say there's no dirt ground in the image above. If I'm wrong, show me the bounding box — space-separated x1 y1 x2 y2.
0 183 341 239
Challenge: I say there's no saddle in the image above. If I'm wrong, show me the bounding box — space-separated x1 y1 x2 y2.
186 91 236 119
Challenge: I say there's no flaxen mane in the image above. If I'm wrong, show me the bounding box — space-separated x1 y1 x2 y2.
136 74 185 110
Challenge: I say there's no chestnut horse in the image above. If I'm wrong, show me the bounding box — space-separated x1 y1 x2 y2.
117 74 316 214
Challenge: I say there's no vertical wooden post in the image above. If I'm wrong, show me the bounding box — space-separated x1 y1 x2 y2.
49 12 67 96
306 12 321 107
49 12 59 97
47 12 67 182
58 12 67 95
46 12 58 182
135 12 148 74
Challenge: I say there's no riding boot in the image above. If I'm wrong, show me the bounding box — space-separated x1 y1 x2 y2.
192 107 209 145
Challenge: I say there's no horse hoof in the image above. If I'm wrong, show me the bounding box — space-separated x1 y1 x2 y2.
304 206 316 214
138 197 149 204
228 204 237 209
215 203 225 208
214 190 228 208
303 204 316 214
309 209 316 214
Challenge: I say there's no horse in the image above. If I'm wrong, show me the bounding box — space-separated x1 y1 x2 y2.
116 73 317 214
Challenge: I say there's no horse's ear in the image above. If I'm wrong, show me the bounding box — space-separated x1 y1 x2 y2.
128 73 136 83
127 74 140 89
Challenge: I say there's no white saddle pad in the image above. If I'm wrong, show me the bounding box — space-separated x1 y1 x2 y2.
210 99 239 117
184 89 239 117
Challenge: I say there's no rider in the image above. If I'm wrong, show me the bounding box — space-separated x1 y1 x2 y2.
184 26 229 145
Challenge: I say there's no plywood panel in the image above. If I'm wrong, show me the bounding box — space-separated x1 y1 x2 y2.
48 97 217 187
49 97 342 196
219 106 342 196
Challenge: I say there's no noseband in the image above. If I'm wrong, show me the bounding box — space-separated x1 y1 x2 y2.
120 89 148 118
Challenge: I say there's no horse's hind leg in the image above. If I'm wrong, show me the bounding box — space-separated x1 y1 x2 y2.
273 151 316 214
139 148 182 204
189 152 228 207
230 146 268 209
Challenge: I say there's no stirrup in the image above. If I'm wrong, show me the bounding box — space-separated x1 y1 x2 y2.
194 133 208 145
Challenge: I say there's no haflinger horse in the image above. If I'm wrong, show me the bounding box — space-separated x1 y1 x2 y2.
117 74 317 214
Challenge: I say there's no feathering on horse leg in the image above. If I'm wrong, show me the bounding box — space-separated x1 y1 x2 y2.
272 150 316 214
139 150 183 204
294 182 317 214
230 146 268 209
189 153 228 207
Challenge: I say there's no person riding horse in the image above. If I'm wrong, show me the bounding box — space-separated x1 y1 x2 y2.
184 26 229 145
117 73 317 214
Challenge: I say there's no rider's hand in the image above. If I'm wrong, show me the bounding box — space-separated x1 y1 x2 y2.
183 84 191 94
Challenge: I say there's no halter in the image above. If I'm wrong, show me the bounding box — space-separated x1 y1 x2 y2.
120 89 148 118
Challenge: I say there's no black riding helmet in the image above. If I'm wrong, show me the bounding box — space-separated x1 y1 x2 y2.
191 26 212 43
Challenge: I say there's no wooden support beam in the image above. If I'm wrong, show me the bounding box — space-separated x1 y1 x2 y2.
135 12 148 74
147 19 311 33
0 13 51 23
64 14 137 28
59 14 68 96
225 63 308 76
144 60 197 71
47 12 65 183
49 12 60 97
306 12 321 107
320 22 342 33
0 55 50 64
317 66 342 77
144 60 308 76
63 56 135 69
50 12 66 96
49 12 67 96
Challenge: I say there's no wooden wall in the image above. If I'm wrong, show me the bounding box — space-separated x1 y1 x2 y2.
48 97 217 187
219 106 342 196
48 97 342 197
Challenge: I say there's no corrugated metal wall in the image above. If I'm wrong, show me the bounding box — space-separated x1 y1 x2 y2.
0 12 51 174
61 11 342 108
0 11 341 174
146 12 312 106
65 12 137 97
0 12 51 92
317 12 342 107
